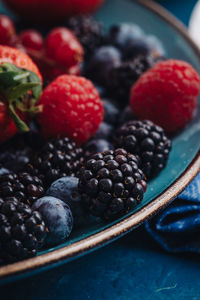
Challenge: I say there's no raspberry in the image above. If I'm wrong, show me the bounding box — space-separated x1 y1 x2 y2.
19 30 44 52
45 27 84 70
38 75 104 144
130 59 200 133
0 14 16 46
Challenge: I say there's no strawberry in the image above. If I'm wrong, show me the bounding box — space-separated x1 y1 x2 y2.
0 14 16 46
0 46 42 81
2 0 104 23
38 75 104 144
21 27 83 81
45 27 84 70
19 30 44 52
130 59 200 133
0 46 42 144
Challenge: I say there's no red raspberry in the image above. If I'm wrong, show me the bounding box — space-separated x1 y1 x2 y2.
19 30 44 51
0 14 16 46
45 27 84 69
38 75 104 144
130 59 200 133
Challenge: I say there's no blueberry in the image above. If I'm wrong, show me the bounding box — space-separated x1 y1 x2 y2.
118 106 136 126
108 23 165 60
93 122 113 140
84 139 114 158
32 196 73 246
0 148 32 173
108 23 144 50
124 38 150 60
146 35 165 56
46 177 85 226
87 46 121 84
0 167 10 176
95 84 106 97
103 99 120 125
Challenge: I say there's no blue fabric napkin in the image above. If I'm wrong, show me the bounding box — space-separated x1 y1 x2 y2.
146 172 200 253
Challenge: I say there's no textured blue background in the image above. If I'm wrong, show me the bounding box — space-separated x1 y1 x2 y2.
0 0 200 299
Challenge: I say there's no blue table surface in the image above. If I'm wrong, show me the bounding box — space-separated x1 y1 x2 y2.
1 1 200 299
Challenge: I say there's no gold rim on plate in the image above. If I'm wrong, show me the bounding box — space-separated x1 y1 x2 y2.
0 0 200 281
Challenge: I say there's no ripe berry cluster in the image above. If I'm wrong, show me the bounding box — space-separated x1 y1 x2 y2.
79 149 147 220
1 8 200 269
0 14 84 80
86 23 165 105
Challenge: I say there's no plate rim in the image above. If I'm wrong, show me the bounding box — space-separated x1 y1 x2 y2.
0 0 200 281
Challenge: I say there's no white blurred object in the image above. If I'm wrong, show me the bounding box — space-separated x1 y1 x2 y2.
189 0 200 47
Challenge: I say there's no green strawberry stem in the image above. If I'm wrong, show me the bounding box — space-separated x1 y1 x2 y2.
9 103 29 132
0 62 42 133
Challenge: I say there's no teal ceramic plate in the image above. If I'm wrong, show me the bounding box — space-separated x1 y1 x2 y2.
0 0 200 284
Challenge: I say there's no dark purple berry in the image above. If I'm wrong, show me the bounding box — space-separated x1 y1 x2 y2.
26 137 83 188
114 120 171 179
79 149 147 220
0 198 46 265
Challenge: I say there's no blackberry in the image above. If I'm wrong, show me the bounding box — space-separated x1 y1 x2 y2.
0 134 33 173
107 55 154 104
0 173 44 206
78 149 147 220
114 120 172 179
0 198 46 264
67 15 104 58
27 137 83 188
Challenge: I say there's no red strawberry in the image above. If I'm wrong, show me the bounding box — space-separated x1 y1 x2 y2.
2 0 104 23
130 59 200 133
45 27 84 70
19 30 44 52
0 45 42 81
0 14 16 46
0 45 42 144
24 28 83 81
38 75 104 144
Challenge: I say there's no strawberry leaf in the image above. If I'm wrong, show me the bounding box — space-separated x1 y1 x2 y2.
6 82 41 101
9 103 29 132
25 69 42 100
0 71 27 88
0 62 42 133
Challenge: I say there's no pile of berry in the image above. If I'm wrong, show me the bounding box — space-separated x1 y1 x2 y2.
0 11 199 266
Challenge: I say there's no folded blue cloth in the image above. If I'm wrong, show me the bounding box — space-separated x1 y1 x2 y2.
146 172 200 253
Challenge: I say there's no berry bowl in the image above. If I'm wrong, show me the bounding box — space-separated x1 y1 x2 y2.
0 0 200 283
